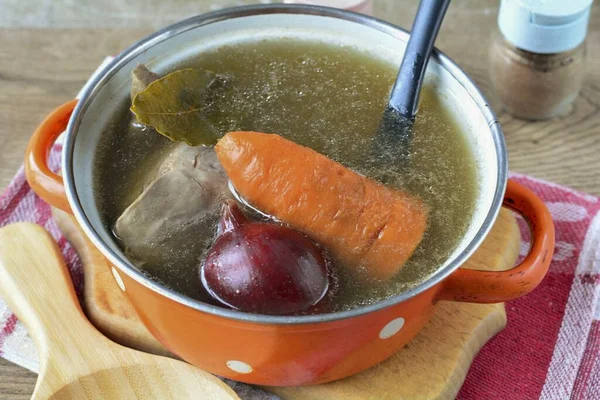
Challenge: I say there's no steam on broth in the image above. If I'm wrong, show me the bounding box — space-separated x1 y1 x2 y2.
94 38 478 313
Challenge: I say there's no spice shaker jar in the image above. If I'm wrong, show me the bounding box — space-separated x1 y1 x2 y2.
489 0 593 120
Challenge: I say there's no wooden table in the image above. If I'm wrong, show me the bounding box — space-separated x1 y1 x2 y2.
1 1 599 398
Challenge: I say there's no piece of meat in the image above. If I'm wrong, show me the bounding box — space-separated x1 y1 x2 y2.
158 143 224 176
114 146 231 267
131 64 160 100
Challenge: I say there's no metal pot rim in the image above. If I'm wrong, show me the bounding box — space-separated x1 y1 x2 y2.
63 4 507 325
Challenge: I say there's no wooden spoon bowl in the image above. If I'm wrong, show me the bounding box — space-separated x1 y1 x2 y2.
0 223 239 400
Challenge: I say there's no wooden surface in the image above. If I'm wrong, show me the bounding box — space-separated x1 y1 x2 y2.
1 0 599 397
0 223 239 400
50 206 520 399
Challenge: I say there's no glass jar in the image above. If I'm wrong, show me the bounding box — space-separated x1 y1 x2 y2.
488 0 592 121
489 34 586 120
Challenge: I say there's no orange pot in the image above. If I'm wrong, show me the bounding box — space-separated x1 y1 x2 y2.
24 5 554 386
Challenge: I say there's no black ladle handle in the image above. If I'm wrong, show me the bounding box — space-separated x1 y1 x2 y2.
389 0 451 118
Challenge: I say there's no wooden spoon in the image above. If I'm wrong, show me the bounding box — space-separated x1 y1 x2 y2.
0 223 239 400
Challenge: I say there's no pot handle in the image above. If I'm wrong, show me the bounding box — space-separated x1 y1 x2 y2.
24 99 78 214
438 179 555 303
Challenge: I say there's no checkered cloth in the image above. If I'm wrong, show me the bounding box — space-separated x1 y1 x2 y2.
1 62 599 399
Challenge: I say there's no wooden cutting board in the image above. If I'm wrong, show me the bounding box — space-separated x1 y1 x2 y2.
52 207 520 400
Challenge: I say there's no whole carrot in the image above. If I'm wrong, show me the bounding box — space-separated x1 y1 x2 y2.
215 131 428 281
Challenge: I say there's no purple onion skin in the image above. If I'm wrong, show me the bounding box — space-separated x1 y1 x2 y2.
201 202 329 315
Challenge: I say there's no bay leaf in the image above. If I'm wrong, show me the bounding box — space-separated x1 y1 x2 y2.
131 68 228 146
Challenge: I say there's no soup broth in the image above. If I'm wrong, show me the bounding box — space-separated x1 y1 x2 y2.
94 38 478 313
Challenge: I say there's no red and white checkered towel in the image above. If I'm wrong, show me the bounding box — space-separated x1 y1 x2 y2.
1 64 599 400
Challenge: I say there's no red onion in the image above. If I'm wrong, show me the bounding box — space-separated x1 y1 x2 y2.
201 202 329 315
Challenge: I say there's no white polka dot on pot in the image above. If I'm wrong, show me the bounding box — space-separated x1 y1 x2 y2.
111 267 126 292
379 317 405 339
226 360 253 374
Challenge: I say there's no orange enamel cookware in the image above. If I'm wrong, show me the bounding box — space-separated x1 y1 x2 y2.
24 5 554 386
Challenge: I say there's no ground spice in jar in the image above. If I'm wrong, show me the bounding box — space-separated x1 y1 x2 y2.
490 37 586 120
489 0 592 121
